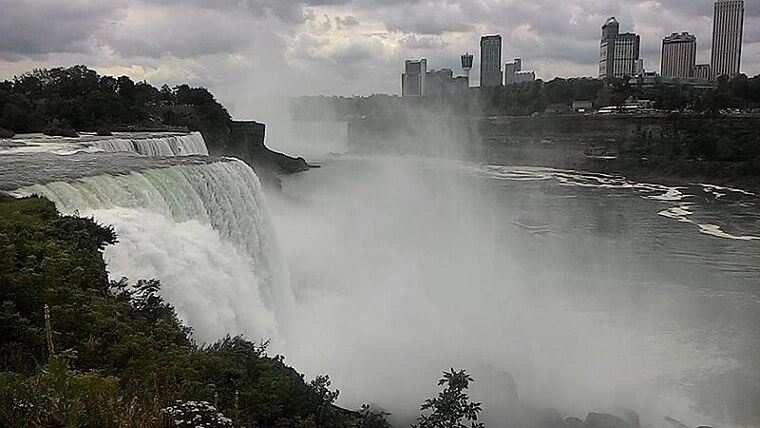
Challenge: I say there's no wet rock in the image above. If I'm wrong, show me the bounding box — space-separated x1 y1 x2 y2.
537 408 566 428
583 412 634 428
566 416 584 428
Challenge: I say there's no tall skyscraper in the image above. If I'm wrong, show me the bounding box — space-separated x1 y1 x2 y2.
480 35 503 87
599 17 641 78
711 0 744 79
401 59 427 97
661 32 697 78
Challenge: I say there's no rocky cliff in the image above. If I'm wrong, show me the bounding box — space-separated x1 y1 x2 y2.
201 120 310 188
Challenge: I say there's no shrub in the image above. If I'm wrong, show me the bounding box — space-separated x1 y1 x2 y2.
96 127 113 136
43 119 78 138
0 127 14 138
414 369 484 428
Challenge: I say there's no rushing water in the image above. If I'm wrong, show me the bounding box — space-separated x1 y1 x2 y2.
0 131 208 156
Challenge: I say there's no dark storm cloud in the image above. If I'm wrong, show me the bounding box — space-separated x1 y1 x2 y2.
0 0 125 56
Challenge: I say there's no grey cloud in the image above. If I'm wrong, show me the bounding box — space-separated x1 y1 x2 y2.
141 0 309 23
384 1 472 35
400 35 449 50
0 0 126 56
335 15 360 29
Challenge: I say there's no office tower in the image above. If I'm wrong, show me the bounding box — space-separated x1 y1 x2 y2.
480 35 503 87
599 17 641 78
402 59 427 97
661 32 697 77
711 0 744 78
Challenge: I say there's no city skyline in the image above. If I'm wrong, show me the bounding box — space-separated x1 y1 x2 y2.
0 0 757 120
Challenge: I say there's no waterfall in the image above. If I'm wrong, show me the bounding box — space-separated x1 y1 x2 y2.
12 159 291 343
90 132 209 156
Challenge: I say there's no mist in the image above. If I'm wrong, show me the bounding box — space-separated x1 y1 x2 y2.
263 113 731 426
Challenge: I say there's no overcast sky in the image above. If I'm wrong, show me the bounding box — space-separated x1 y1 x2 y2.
0 0 758 120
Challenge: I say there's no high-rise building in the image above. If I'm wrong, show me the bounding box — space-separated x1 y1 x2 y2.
693 64 712 80
426 69 455 97
599 17 641 78
711 0 744 79
505 59 536 85
661 32 697 78
480 35 503 87
402 59 427 97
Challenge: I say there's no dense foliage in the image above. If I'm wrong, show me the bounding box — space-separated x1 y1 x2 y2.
0 65 231 136
0 194 381 427
413 369 483 428
292 74 760 119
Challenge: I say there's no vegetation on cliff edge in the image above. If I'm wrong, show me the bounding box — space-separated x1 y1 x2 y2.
0 193 383 427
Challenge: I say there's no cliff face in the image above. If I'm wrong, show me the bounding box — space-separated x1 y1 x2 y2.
347 113 760 189
201 120 310 187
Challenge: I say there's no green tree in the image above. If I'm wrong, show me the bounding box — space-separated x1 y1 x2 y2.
413 369 484 428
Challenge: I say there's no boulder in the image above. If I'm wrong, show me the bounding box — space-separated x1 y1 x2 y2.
583 413 634 428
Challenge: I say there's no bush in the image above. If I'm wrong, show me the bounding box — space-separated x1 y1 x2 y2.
96 127 113 136
0 127 14 138
43 119 78 137
413 369 484 428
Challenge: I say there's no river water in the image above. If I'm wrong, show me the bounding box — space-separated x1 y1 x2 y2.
272 155 760 428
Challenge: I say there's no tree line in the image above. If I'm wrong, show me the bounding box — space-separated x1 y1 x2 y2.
0 65 231 137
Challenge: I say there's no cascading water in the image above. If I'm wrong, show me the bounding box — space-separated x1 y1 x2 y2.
5 139 291 344
0 131 209 156
90 132 209 156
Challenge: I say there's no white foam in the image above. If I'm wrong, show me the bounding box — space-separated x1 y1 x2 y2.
697 224 760 241
700 183 756 197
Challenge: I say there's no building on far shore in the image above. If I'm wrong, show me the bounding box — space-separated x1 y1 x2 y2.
711 0 744 79
572 100 594 112
426 69 469 97
480 35 503 87
599 17 641 78
401 60 469 98
401 59 427 97
505 59 536 85
661 32 697 78
629 75 717 90
693 64 712 80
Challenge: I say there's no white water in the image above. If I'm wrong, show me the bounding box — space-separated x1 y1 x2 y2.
90 132 209 156
12 159 291 343
0 132 209 156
